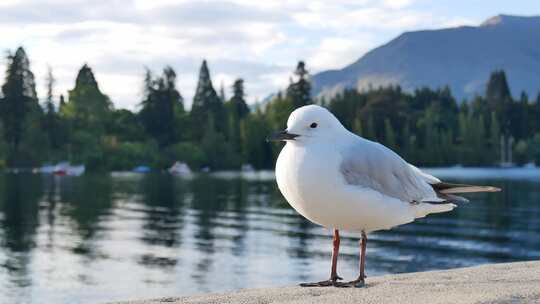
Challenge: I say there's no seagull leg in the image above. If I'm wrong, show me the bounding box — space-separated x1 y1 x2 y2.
300 228 343 287
336 231 367 288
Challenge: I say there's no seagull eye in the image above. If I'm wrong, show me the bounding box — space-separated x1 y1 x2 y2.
310 122 318 129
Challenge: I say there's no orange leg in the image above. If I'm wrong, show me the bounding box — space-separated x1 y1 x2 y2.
300 229 343 287
336 231 367 288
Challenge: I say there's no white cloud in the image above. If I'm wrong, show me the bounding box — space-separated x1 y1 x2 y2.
382 0 414 9
0 0 481 109
308 36 375 71
0 0 22 6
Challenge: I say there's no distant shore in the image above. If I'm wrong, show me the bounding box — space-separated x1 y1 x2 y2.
111 261 540 304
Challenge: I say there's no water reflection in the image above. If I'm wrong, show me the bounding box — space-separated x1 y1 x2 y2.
0 174 42 290
137 174 185 272
0 171 538 303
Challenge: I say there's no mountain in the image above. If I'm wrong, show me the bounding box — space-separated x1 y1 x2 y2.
311 15 540 101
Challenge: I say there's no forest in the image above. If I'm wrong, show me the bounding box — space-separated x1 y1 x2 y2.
1 46 540 171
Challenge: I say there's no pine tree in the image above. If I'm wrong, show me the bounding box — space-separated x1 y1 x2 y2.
423 109 440 165
458 111 470 164
352 116 363 136
226 78 250 157
402 123 415 162
219 82 226 103
139 67 183 148
163 66 184 113
489 111 501 164
485 70 512 133
286 61 312 108
60 64 113 168
43 66 63 157
440 130 455 164
533 93 540 133
65 64 113 132
200 114 234 169
190 60 226 139
0 47 41 165
514 91 530 139
486 70 511 103
58 94 66 112
383 118 397 151
265 91 294 131
229 79 249 119
365 115 376 141
240 110 273 169
475 115 487 164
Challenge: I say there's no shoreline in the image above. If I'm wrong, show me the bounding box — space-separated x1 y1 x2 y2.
111 261 540 304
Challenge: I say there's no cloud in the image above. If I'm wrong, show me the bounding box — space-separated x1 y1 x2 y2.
307 36 376 71
0 0 481 109
382 0 414 9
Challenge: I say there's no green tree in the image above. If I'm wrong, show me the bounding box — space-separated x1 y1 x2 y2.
190 60 226 139
489 112 501 164
514 140 529 165
200 115 236 169
226 78 250 157
265 92 294 130
109 109 147 142
486 70 512 104
421 108 441 165
228 79 250 120
364 115 376 141
240 110 273 169
513 91 530 139
286 61 312 108
528 134 540 164
265 92 295 159
485 70 512 133
139 67 183 147
383 118 397 151
58 94 66 112
161 142 205 169
63 64 113 132
42 66 65 160
61 64 113 169
352 116 363 136
0 47 42 166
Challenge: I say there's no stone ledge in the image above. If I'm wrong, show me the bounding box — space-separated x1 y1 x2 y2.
111 261 540 304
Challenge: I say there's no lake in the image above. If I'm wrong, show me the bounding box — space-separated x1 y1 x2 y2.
0 168 539 304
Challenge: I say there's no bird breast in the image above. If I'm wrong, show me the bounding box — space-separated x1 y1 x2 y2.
276 143 346 227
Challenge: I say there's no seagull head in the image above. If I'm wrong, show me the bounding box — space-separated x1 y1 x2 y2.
267 105 346 144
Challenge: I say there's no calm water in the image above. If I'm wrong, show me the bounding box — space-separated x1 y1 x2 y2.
0 168 539 304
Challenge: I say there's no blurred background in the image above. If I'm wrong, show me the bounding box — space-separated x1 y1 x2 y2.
0 1 539 303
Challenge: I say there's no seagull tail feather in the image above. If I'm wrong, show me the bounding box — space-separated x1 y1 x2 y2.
414 202 456 218
432 182 501 194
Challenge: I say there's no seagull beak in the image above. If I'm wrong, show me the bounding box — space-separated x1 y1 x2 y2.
266 130 300 142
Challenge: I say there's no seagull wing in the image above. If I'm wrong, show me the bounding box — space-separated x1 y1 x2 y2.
339 137 439 203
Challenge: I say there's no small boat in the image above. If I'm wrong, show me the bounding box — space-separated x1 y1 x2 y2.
200 166 211 173
241 164 255 172
524 162 536 169
499 162 516 168
66 165 85 176
53 162 85 176
132 165 151 173
54 162 70 176
40 164 56 174
169 161 191 175
5 168 21 174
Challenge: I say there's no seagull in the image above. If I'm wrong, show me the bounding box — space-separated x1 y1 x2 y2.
267 105 500 288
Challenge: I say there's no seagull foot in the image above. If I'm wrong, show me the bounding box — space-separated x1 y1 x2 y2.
299 275 343 287
334 278 365 288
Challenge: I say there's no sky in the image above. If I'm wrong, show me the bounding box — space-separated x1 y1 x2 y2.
1 0 538 110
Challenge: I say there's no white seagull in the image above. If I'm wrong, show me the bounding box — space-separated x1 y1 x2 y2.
268 105 500 288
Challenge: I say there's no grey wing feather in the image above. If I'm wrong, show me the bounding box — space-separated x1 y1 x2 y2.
339 138 437 203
